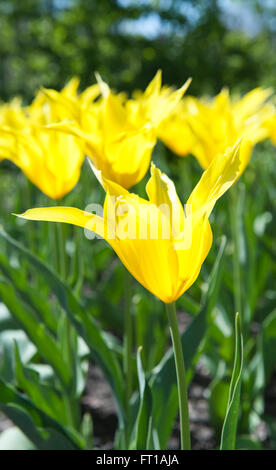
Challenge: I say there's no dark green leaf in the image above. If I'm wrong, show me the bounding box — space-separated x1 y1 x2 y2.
0 280 70 387
0 252 58 334
14 342 69 426
134 347 153 450
220 313 243 450
0 379 85 450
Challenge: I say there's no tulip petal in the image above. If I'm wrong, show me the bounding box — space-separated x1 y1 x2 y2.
15 207 106 239
144 70 162 97
187 140 241 217
174 216 213 300
146 163 185 238
232 87 273 122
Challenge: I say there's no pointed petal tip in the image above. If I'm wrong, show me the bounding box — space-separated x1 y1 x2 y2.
87 156 103 183
94 71 110 98
150 161 156 172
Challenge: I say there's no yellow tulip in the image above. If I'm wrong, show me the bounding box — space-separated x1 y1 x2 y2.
41 76 101 122
126 70 191 132
2 125 83 200
0 97 27 129
0 80 85 200
42 71 190 189
157 97 196 156
42 78 156 189
16 140 241 303
186 87 273 174
0 97 28 161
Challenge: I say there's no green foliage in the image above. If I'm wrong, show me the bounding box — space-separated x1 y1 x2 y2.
1 0 276 101
134 347 153 450
220 313 243 450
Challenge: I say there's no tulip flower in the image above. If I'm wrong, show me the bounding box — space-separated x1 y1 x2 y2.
16 139 240 302
0 81 85 200
1 124 84 200
0 97 27 129
157 97 196 157
0 98 29 161
185 87 273 175
41 76 101 122
42 81 156 189
42 71 190 189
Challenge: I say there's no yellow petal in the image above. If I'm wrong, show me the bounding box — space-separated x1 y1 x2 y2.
146 163 185 238
62 77 80 98
95 72 110 98
144 70 162 98
187 139 241 217
15 207 106 239
174 216 213 300
113 236 179 303
232 87 273 122
103 92 127 138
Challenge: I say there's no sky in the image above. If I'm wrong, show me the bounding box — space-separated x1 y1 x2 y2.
118 0 263 39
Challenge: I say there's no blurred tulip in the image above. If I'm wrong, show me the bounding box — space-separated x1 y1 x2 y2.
0 79 85 199
42 78 156 189
42 71 190 189
186 87 273 175
158 97 196 157
0 98 28 161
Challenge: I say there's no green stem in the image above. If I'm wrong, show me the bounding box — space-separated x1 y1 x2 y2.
51 223 59 273
62 318 80 429
229 188 242 317
166 301 191 450
123 268 133 446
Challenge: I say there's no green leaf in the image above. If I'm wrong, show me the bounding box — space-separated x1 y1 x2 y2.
0 379 85 450
220 312 243 450
0 252 58 334
261 309 276 384
209 378 229 430
134 347 153 450
0 329 36 382
57 312 81 397
0 228 125 425
150 236 227 449
0 279 70 387
0 302 16 331
236 435 263 450
80 412 94 450
14 342 69 426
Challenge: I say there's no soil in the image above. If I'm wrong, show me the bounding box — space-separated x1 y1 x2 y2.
81 361 216 450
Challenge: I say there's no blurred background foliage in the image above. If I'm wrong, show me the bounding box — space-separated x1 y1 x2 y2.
1 0 276 101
